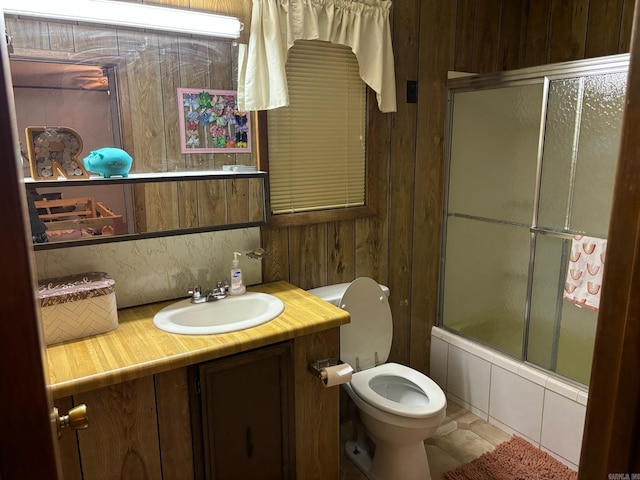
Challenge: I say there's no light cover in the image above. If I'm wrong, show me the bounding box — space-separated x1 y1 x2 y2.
2 0 242 39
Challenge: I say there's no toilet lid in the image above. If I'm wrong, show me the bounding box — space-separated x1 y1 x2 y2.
340 277 392 371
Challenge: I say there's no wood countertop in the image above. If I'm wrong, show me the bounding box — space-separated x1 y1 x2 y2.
46 281 349 399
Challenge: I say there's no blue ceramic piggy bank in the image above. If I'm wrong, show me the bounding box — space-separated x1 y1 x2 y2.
83 148 133 178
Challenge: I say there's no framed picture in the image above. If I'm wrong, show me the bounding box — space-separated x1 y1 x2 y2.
178 88 251 154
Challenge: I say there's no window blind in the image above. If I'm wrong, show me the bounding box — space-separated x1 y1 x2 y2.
267 40 366 215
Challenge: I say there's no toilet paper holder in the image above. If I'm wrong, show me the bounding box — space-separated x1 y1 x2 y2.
309 358 340 380
309 358 353 384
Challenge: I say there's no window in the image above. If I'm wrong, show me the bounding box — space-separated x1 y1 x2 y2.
266 40 367 221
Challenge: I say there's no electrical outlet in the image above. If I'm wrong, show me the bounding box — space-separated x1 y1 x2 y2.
407 80 418 103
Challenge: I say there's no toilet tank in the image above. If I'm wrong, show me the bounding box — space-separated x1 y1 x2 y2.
307 280 390 306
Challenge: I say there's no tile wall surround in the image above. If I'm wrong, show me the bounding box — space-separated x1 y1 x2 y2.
430 325 588 470
34 228 262 308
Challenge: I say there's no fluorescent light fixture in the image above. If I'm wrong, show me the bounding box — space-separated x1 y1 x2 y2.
2 0 243 39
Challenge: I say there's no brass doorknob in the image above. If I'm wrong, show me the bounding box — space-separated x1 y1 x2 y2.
53 404 88 438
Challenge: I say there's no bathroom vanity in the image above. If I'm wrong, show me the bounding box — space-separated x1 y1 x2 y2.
47 281 349 480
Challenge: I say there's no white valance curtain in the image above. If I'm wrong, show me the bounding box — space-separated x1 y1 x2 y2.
237 0 397 113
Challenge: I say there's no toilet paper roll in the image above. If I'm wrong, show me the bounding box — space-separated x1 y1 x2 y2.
320 364 353 387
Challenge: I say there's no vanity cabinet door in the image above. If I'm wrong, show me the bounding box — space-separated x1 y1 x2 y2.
196 343 293 480
74 376 163 479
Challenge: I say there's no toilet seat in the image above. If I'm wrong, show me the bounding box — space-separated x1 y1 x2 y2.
350 363 446 419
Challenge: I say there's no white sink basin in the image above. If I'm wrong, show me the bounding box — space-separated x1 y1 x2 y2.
153 292 285 335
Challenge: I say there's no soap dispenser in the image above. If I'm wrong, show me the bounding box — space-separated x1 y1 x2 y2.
229 252 246 295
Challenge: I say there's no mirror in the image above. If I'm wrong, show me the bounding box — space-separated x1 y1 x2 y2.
5 11 265 249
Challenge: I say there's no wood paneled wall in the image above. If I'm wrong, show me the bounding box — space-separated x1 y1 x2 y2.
261 0 635 374
9 0 634 373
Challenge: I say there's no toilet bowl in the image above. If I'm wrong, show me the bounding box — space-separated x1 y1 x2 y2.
307 277 446 480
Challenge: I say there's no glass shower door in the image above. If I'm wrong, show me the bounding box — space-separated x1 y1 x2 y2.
442 82 545 357
441 61 626 386
528 72 625 385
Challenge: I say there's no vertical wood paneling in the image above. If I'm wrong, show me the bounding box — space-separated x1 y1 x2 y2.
227 178 250 223
154 368 195 480
293 329 340 480
179 40 212 229
196 179 227 225
212 152 231 169
208 40 233 88
75 377 162 479
472 0 502 73
6 19 49 49
178 180 200 228
145 183 180 231
548 0 589 63
413 0 457 373
288 224 327 289
73 26 119 56
117 54 136 160
387 0 421 366
120 32 167 172
158 35 183 171
355 89 390 284
519 0 552 67
134 184 148 233
498 0 525 70
585 0 625 58
177 34 210 99
179 40 214 174
455 0 477 72
618 0 636 52
249 177 265 222
203 37 233 232
327 221 356 285
262 226 290 282
47 24 74 52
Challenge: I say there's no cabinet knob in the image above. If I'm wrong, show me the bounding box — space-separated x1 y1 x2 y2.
53 404 88 438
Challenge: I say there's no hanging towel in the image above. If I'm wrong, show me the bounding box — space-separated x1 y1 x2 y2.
563 235 607 312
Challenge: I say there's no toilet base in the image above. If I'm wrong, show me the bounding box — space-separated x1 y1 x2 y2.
344 438 432 480
345 439 374 477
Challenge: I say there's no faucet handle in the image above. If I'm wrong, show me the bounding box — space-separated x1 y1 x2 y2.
204 282 229 301
188 286 202 299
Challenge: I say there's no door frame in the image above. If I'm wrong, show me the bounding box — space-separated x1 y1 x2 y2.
0 12 62 480
579 3 640 476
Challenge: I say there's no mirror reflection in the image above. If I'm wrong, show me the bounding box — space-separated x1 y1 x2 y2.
26 177 265 246
5 14 264 248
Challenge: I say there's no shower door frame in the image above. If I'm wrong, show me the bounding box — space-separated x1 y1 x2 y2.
439 54 630 384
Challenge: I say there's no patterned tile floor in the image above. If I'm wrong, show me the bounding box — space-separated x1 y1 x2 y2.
340 400 512 480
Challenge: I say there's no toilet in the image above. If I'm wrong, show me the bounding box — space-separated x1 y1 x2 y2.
307 277 447 480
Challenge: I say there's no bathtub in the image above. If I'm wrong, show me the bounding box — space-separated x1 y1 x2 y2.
430 325 588 470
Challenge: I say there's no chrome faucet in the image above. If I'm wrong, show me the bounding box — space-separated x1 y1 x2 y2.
188 282 229 304
209 282 229 301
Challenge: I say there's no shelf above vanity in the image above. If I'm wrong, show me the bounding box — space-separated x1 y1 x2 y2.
25 170 270 250
24 169 267 187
